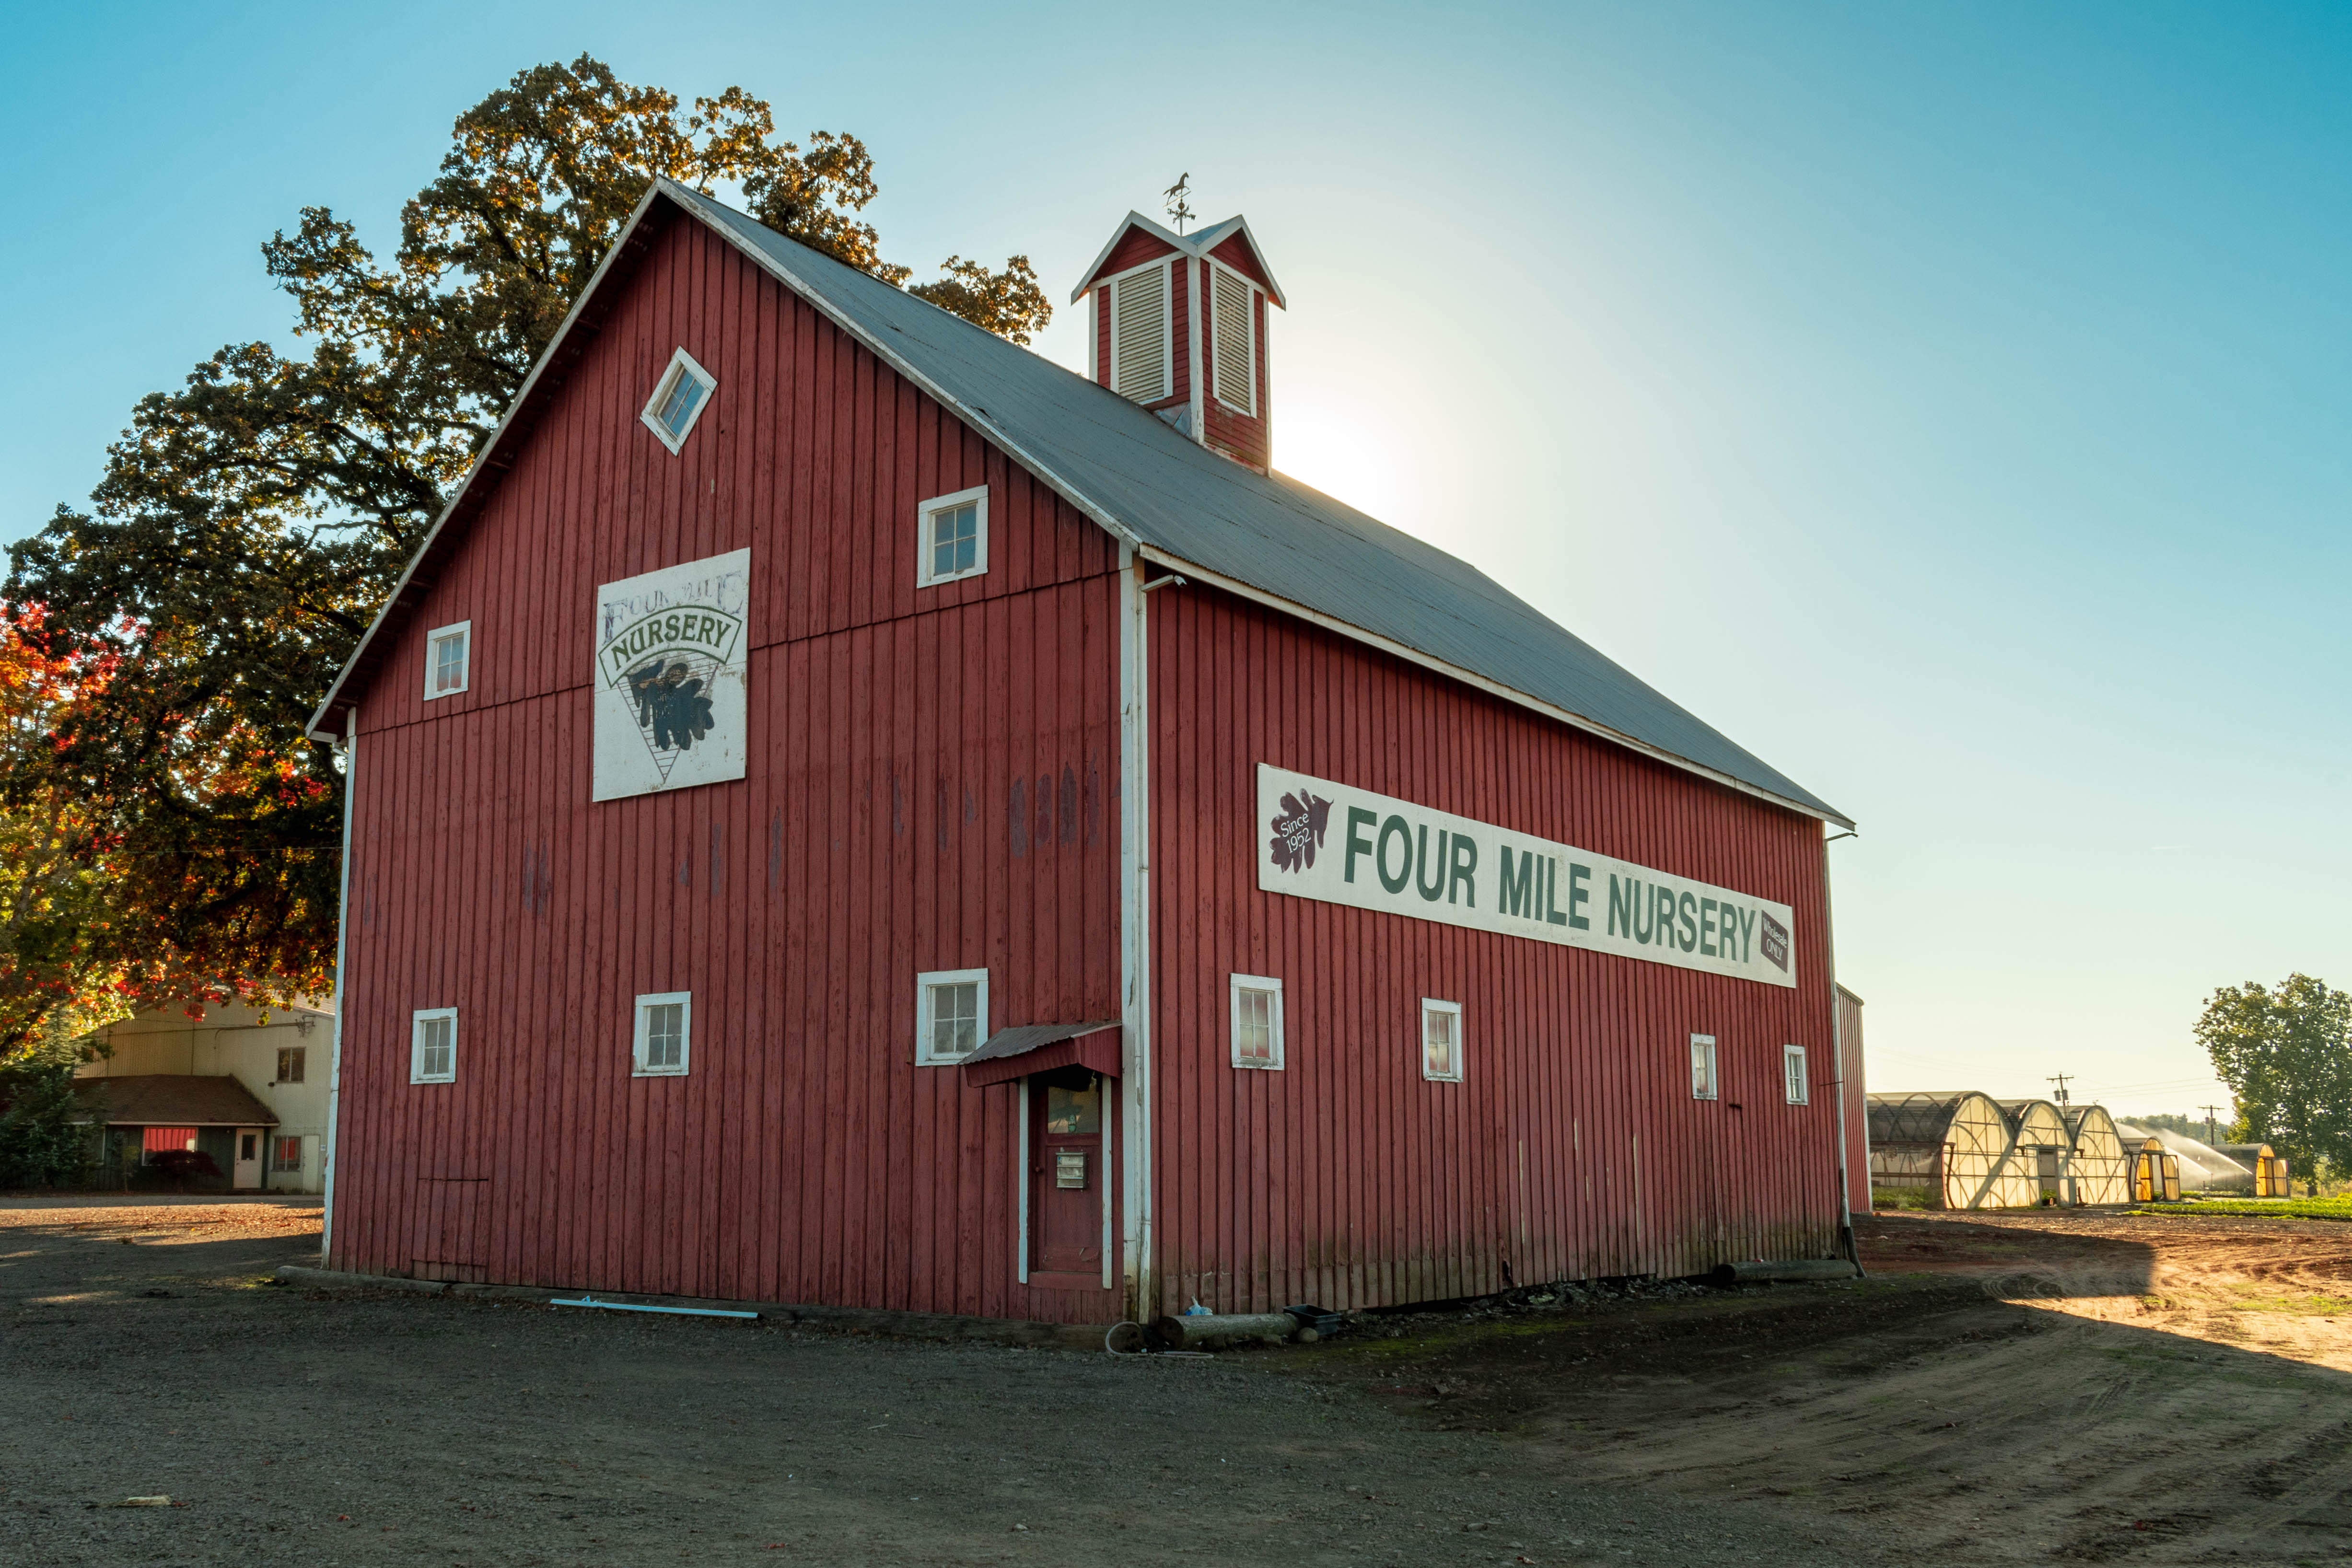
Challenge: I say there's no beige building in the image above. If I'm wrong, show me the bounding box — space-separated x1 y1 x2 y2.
77 1001 333 1193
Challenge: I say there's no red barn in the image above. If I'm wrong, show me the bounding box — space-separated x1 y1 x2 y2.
306 181 1858 1323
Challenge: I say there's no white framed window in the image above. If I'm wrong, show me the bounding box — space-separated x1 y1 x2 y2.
1230 974 1284 1070
424 620 470 700
410 1008 457 1085
276 1046 306 1084
1210 263 1259 417
1421 998 1464 1082
1783 1044 1810 1105
1107 259 1173 403
640 347 717 453
915 485 990 588
633 991 692 1077
272 1136 305 1173
1690 1033 1719 1101
916 968 989 1065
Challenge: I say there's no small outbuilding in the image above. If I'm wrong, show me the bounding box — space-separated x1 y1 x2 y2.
1869 1092 2139 1209
72 1076 278 1192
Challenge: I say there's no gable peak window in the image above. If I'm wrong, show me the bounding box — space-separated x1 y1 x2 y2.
424 621 470 701
634 992 692 1077
640 348 717 453
1210 265 1258 417
916 486 990 588
917 969 989 1065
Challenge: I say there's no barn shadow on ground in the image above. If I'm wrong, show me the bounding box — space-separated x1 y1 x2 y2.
1303 1214 2352 1564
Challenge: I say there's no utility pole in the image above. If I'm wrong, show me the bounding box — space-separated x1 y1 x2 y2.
2199 1104 2224 1147
2047 1073 2073 1108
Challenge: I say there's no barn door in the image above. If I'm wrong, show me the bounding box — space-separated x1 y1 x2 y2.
1028 1073 1105 1286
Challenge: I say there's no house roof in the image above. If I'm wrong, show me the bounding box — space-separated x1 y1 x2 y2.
72 1075 279 1128
1068 209 1289 306
311 179 1847 827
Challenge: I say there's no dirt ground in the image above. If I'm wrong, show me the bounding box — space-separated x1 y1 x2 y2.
2 1199 2349 1566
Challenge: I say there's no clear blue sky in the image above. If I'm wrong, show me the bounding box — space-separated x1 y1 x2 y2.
7 2 2347 1117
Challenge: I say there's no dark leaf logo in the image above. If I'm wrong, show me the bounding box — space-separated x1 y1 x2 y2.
1268 785 1333 874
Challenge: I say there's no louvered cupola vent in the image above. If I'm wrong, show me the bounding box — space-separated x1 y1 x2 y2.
1111 266 1170 402
1210 267 1255 417
1073 208 1286 474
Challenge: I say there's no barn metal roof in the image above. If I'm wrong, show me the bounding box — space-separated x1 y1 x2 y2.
667 185 1847 825
311 180 1848 825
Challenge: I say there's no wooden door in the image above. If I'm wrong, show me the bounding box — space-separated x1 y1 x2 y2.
1029 1075 1105 1284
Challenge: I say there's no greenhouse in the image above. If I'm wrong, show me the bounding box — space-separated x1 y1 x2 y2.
2061 1105 2133 1205
1869 1092 2142 1209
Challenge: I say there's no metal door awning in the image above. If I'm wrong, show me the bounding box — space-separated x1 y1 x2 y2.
960 1021 1121 1087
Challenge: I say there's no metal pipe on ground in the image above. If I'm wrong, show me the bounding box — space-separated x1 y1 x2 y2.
1709 1258 1861 1286
1147 1312 1299 1349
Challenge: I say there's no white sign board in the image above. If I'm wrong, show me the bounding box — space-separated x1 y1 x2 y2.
592 550 750 802
1255 764 1797 988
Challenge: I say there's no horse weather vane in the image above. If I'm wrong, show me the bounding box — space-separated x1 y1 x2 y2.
1164 173 1194 234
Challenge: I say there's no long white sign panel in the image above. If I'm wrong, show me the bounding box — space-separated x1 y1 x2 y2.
592 550 750 802
1256 765 1796 988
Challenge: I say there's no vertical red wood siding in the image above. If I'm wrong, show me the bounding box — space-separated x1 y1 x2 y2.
1146 585 1839 1315
333 215 1124 1321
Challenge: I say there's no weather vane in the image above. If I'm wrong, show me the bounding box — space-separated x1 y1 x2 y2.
1164 173 1194 234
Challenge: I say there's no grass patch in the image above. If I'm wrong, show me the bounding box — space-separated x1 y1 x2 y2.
2134 1197 2352 1220
2224 1282 2352 1316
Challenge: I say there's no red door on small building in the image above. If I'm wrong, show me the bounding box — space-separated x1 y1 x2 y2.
1029 1072 1105 1285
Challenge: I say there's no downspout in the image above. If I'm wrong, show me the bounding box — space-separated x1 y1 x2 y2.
1823 827 1860 1273
1118 561 1187 1318
320 728 356 1263
1117 550 1151 1317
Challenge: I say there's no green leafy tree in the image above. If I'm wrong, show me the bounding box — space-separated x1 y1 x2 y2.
5 57 1049 1034
2195 974 2352 1191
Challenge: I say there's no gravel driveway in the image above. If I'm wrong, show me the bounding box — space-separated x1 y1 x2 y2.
0 1196 1865 1567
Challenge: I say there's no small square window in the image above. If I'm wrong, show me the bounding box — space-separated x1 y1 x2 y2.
640 348 717 453
916 968 990 1065
634 992 692 1077
1690 1033 1719 1101
411 1009 456 1084
1230 974 1284 1070
1421 999 1463 1082
1783 1044 1810 1105
423 621 470 700
273 1136 304 1173
915 485 989 588
276 1046 306 1085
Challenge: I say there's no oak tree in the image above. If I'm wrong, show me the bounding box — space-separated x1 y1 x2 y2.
5 57 1051 1037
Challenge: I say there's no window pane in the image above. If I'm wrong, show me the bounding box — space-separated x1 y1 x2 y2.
1425 1010 1455 1076
1045 1083 1100 1135
931 983 979 1058
1237 989 1271 1062
645 1002 684 1068
955 534 976 572
933 537 956 577
659 372 705 433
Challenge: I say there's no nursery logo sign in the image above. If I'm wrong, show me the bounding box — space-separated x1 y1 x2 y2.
1252 764 1798 989
592 550 750 801
1266 780 1333 873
